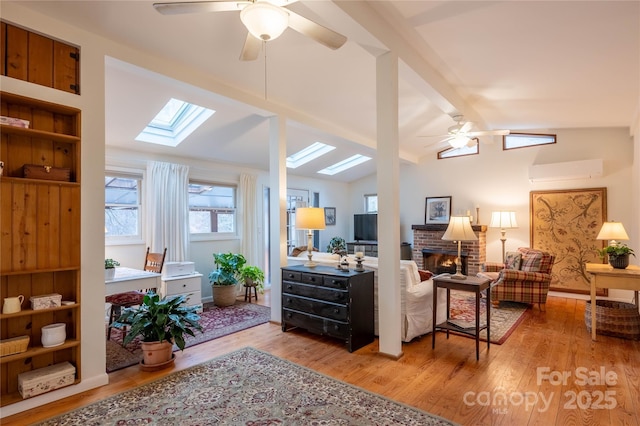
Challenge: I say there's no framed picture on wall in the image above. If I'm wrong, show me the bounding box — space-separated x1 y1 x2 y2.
324 207 336 226
425 196 452 224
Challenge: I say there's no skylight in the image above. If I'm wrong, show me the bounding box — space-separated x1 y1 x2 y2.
317 154 371 176
287 142 336 168
136 98 215 147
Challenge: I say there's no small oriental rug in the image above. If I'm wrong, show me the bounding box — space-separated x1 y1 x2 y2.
40 347 457 425
106 302 270 372
448 290 529 344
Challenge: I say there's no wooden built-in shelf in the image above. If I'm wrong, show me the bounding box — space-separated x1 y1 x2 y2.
0 339 80 364
0 303 79 320
0 124 80 143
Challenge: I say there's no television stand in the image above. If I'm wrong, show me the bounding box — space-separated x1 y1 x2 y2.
347 242 412 260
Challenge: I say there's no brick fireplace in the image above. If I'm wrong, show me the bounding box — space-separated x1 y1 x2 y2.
411 224 487 276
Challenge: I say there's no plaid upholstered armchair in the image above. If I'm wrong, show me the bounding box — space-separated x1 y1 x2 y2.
479 247 555 311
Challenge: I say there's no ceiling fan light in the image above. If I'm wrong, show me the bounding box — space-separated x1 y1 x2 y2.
240 2 289 41
450 135 470 149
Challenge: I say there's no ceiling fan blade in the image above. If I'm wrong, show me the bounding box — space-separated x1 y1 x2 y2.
153 1 246 15
466 129 510 137
459 121 473 133
287 10 347 50
240 32 262 61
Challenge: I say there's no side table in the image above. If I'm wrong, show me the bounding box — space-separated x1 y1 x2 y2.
432 274 491 360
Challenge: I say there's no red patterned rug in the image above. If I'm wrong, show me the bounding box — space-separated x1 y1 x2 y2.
448 290 529 344
106 302 270 372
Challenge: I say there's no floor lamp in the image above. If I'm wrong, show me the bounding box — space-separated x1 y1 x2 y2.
295 207 326 268
441 215 478 280
489 211 518 263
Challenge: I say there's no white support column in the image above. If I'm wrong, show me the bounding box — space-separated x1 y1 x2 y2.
376 51 403 358
269 115 287 322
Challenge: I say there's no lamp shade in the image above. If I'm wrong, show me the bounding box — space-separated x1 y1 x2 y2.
489 211 518 229
295 207 326 231
240 2 289 41
442 215 478 242
596 221 629 241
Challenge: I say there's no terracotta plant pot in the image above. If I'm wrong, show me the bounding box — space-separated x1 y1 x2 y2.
140 340 173 368
212 284 237 307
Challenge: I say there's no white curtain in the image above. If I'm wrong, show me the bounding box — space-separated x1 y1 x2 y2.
239 173 258 266
146 161 190 262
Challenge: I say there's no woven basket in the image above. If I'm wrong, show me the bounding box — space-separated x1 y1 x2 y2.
585 300 640 340
0 335 30 356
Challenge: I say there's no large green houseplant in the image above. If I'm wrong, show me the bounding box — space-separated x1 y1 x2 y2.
113 291 202 368
209 252 247 306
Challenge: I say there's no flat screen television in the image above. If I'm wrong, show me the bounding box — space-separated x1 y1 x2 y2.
354 214 378 242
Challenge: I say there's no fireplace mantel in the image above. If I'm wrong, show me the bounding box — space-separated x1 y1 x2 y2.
411 224 487 232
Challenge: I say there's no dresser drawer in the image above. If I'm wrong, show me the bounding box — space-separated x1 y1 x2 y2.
162 275 201 296
282 270 301 282
283 282 348 304
283 294 348 321
282 309 349 339
299 272 348 290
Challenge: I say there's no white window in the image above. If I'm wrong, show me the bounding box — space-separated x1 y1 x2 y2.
105 174 142 241
503 133 556 150
365 194 378 213
189 182 236 235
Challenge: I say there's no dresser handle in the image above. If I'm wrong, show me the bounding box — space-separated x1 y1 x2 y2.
287 298 292 304
333 324 340 330
182 284 186 288
286 312 292 318
333 308 339 314
288 274 294 278
286 285 292 290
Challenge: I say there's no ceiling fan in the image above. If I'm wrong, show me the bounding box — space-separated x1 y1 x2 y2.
424 115 511 149
152 0 347 61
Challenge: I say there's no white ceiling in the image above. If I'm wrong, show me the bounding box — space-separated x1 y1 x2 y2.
13 1 640 182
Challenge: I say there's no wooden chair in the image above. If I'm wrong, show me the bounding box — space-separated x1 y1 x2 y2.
106 247 167 341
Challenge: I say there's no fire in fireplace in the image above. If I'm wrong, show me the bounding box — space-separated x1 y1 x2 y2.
422 248 468 275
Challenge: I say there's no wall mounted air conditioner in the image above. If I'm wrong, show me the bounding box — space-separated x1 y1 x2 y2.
528 159 603 183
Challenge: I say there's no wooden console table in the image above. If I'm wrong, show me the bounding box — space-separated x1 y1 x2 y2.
586 263 640 341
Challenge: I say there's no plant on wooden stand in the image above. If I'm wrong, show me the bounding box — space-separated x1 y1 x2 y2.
209 252 247 307
239 265 265 293
113 291 202 369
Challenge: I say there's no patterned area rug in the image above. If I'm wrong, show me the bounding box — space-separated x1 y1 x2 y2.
448 290 529 344
106 302 270 372
39 347 457 426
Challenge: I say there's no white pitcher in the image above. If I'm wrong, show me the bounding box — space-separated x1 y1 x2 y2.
3 295 24 314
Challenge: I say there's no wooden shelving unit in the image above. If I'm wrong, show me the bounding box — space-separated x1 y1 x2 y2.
0 91 81 406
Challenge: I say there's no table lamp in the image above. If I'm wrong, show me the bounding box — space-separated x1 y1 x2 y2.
596 221 629 247
442 215 478 280
295 207 326 267
489 211 518 263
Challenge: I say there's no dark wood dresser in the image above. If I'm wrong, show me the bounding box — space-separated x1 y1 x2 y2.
281 264 374 352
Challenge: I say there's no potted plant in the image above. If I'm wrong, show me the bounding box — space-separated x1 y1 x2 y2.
239 265 265 293
105 258 120 281
209 252 246 306
598 244 636 269
113 291 202 369
327 236 347 256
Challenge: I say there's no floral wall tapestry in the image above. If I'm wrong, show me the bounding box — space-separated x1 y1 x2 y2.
530 188 607 295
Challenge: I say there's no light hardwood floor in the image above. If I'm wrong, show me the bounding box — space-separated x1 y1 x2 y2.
3 291 639 425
